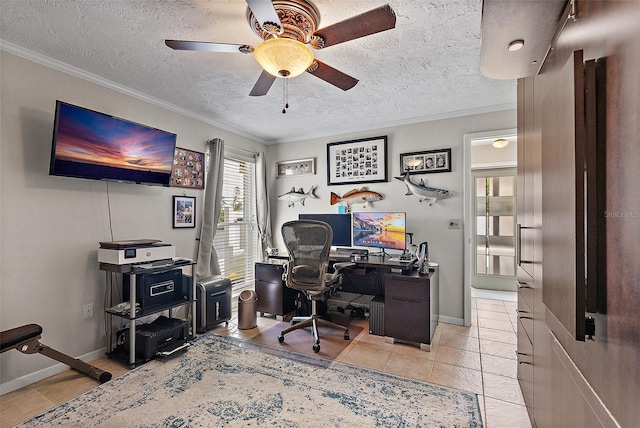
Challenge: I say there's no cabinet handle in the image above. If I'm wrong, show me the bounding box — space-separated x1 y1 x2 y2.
516 224 522 266
516 224 533 265
516 309 533 319
518 281 532 289
391 296 424 304
516 351 532 365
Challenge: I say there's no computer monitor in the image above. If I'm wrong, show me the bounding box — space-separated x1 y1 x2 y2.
352 212 406 252
298 213 352 247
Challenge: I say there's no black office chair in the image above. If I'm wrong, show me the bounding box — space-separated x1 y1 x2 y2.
278 220 353 353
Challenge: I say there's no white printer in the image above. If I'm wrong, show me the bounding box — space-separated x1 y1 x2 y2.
98 239 176 265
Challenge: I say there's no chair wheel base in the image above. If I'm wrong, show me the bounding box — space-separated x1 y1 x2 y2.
278 334 285 343
313 343 320 353
344 334 349 340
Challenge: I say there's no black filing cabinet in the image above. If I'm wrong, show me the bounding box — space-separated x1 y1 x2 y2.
383 268 438 348
255 262 297 317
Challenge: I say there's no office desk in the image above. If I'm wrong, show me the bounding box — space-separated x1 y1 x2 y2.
261 254 439 350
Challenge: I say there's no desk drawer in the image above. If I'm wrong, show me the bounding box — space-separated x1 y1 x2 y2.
255 263 284 283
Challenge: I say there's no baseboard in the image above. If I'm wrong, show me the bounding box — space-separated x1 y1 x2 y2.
438 315 464 326
0 347 106 395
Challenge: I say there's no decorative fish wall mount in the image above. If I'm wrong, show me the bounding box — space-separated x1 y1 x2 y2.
277 186 318 207
395 171 452 206
330 187 383 208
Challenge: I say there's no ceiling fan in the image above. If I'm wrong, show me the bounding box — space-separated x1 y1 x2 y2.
165 0 396 97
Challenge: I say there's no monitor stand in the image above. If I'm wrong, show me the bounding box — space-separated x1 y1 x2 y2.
375 248 390 258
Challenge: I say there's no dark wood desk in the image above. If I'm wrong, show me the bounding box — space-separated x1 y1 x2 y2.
261 254 439 350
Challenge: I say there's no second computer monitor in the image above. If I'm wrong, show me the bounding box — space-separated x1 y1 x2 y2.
352 212 406 251
298 213 352 247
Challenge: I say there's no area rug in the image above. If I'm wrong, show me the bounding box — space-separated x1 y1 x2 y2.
248 320 363 361
17 334 483 427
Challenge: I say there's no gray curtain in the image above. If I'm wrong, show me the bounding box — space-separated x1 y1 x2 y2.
195 138 225 280
255 151 273 262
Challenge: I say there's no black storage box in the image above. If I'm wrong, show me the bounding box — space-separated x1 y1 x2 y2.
195 275 232 333
122 316 188 361
123 269 191 315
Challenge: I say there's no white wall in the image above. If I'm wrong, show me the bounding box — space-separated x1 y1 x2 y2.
267 110 517 324
1 48 516 390
0 51 264 389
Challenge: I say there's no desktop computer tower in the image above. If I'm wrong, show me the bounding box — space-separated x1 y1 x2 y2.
369 295 385 336
195 275 232 333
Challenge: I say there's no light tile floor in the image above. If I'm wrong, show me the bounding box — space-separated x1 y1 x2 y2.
0 292 531 428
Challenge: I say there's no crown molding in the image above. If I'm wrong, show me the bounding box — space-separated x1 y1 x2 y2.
2 40 516 146
266 102 517 145
0 40 264 144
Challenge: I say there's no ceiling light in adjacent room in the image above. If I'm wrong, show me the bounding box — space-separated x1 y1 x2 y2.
492 138 509 148
508 39 525 52
254 38 314 78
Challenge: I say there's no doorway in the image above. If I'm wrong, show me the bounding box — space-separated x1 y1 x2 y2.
463 129 517 326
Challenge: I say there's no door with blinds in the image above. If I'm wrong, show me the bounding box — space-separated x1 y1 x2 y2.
213 153 259 298
471 168 518 291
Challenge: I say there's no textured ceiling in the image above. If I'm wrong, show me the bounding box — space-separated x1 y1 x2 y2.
0 0 516 144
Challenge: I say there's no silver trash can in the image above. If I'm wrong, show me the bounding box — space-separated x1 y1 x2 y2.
237 289 258 330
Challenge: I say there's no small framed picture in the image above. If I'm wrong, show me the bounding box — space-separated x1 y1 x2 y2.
400 148 451 174
172 196 196 228
276 158 316 178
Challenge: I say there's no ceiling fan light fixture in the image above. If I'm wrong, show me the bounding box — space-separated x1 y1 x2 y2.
492 138 509 148
254 38 314 78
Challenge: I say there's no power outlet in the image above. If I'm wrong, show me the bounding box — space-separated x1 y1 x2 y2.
448 219 461 229
83 303 94 319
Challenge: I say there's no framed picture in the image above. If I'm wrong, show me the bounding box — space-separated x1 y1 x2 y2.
276 158 316 178
172 196 196 228
400 148 451 174
171 147 205 189
327 136 388 186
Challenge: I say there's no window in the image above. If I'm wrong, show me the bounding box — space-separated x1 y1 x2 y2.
213 151 259 298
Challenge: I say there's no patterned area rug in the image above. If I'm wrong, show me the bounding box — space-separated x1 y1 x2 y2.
18 334 483 427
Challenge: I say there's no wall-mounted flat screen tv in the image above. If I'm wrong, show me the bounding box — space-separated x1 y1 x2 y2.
352 212 406 251
299 213 352 247
49 101 177 186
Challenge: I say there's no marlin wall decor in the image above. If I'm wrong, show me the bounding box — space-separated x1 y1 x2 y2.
395 171 452 206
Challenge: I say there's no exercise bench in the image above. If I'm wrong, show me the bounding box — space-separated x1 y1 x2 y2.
1 323 112 383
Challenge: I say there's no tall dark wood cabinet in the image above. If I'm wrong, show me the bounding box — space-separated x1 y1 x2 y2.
513 2 640 426
515 75 541 424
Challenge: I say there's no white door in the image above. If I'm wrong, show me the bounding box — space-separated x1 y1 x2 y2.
471 168 518 291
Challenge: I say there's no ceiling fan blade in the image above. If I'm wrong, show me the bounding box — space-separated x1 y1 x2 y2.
313 4 396 49
246 0 282 29
307 60 358 91
249 70 277 96
165 40 254 54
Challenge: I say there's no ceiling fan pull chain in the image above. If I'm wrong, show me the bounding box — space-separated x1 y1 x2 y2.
282 78 289 114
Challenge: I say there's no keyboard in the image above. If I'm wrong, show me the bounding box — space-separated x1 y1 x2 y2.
329 251 353 260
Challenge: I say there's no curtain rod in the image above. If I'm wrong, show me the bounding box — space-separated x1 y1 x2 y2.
226 145 259 157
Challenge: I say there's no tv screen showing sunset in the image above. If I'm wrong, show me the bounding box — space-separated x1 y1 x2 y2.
50 102 177 186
